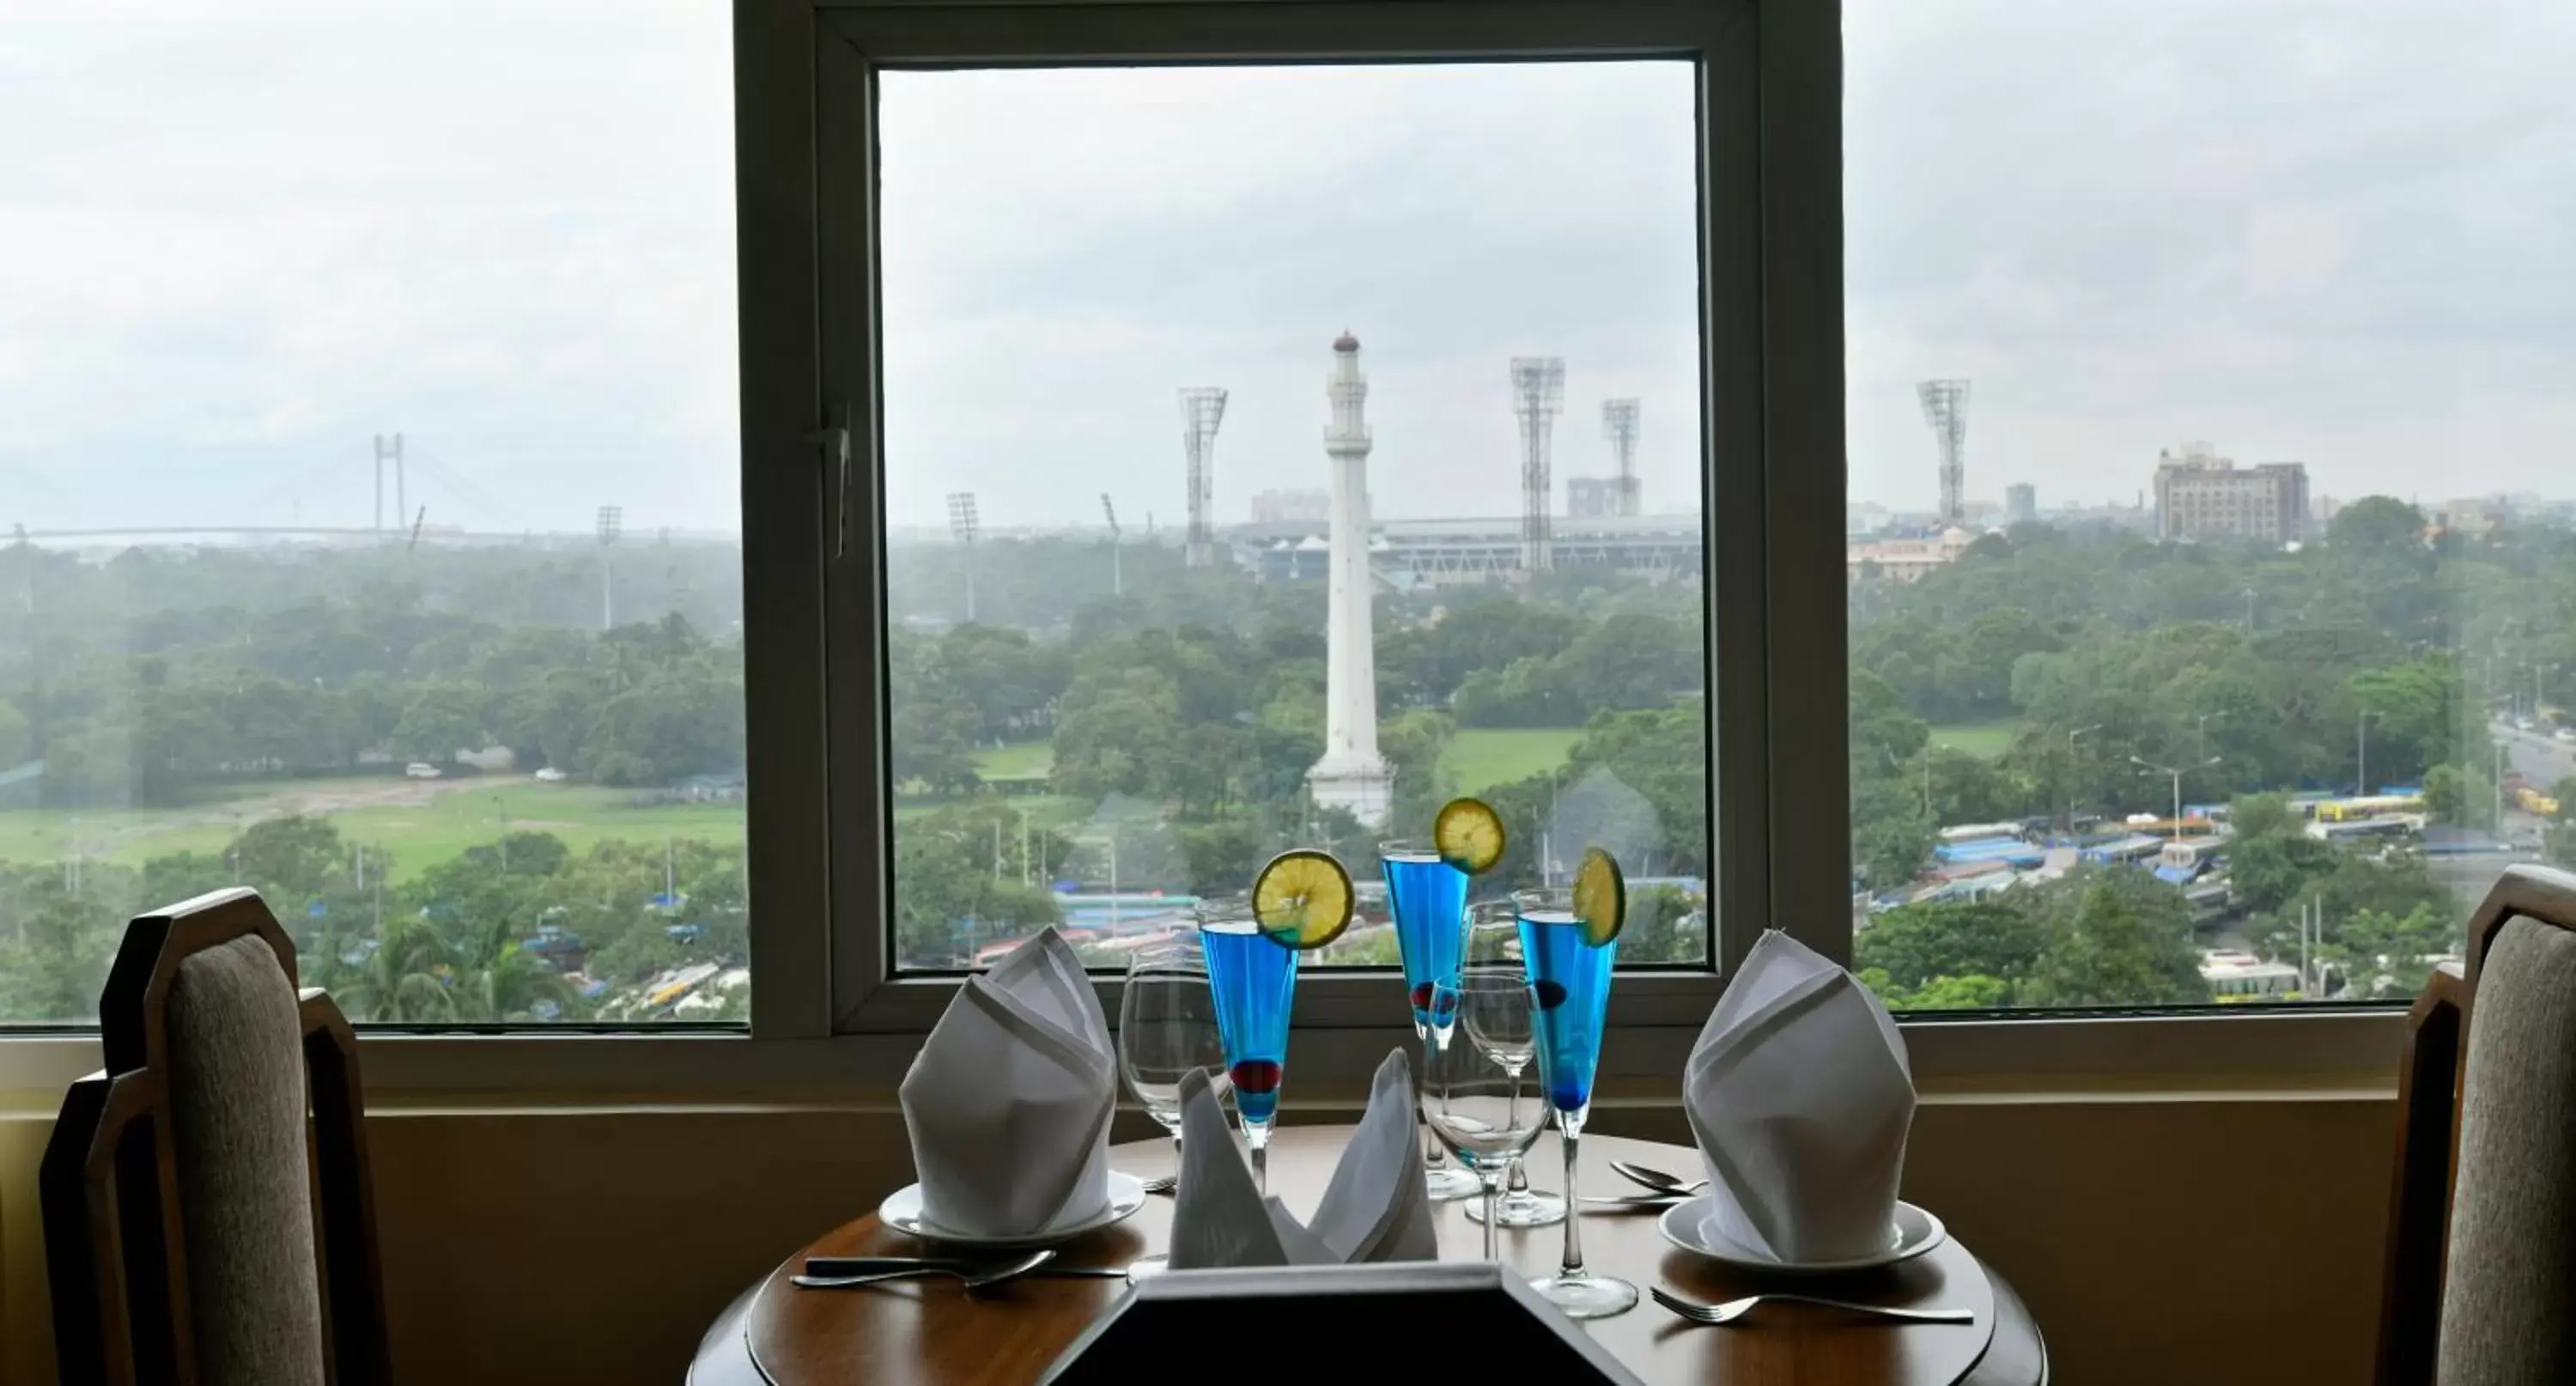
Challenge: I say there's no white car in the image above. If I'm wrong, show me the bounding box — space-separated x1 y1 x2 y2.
403 762 443 780
2555 728 2576 745
533 767 568 782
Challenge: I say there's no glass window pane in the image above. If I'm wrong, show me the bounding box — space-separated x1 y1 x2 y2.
1846 0 2572 1009
0 4 744 1024
878 64 1711 972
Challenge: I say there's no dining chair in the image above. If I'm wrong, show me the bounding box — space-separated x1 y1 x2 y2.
39 887 392 1386
2376 863 2576 1386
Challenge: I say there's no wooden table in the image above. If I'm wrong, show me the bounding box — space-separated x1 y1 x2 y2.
692 1129 2046 1386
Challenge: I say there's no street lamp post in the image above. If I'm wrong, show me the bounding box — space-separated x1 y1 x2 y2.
2131 755 2222 842
2495 739 2510 835
2196 711 2226 765
2064 725 2102 836
2355 709 2379 796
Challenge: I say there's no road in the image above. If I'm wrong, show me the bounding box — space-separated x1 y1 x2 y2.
2493 716 2576 788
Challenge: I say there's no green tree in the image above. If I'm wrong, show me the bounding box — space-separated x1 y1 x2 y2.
1856 901 2045 996
2020 873 2210 1007
390 682 486 766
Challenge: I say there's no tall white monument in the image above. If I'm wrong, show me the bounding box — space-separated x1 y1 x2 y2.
1308 331 1393 827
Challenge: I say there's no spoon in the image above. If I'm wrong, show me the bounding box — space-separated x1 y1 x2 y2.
1611 1159 1709 1196
792 1248 1054 1292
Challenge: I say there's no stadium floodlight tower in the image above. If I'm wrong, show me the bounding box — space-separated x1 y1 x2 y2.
1601 398 1642 517
947 491 980 623
595 504 623 630
1510 357 1566 573
1100 492 1122 597
1179 387 1229 568
1917 379 1971 526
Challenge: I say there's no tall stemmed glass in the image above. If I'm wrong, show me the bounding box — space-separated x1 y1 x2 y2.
1115 937 1229 1279
1461 911 1566 1230
1419 979 1547 1261
1198 905 1297 1195
1517 885 1637 1319
1380 840 1484 1201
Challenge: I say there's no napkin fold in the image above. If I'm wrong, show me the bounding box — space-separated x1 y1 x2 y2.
1685 928 1916 1263
1165 1048 1437 1268
898 930 1116 1237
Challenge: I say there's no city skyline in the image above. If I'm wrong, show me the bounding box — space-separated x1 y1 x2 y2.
6 1 2571 535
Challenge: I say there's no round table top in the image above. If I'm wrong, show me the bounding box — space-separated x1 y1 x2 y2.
707 1128 2045 1386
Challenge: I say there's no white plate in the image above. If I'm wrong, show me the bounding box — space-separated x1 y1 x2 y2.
1656 1197 1947 1274
878 1170 1149 1250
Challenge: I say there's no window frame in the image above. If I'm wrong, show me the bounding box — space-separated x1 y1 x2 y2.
781 0 1845 1064
0 0 2427 1098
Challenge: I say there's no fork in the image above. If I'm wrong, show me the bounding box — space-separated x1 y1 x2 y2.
793 1248 1056 1292
1649 1286 1974 1327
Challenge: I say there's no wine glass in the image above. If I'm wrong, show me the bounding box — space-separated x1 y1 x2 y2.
1419 979 1548 1261
1518 884 1637 1319
1461 911 1566 1230
1116 938 1228 1278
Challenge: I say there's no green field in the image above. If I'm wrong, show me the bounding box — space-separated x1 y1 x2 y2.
1929 720 2019 759
973 740 1054 781
0 777 745 884
1439 727 1581 795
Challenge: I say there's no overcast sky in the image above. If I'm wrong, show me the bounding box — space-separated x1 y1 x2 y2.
4 0 2572 534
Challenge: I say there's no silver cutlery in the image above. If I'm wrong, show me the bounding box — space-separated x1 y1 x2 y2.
1611 1159 1708 1195
1649 1286 1974 1327
793 1248 1057 1291
1140 1174 1179 1195
1577 1192 1687 1209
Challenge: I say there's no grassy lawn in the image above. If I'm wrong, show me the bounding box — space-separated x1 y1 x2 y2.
0 776 745 884
974 739 1054 781
1441 727 1581 795
1929 720 2020 759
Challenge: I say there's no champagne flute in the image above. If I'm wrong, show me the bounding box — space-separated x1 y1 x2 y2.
1518 884 1637 1319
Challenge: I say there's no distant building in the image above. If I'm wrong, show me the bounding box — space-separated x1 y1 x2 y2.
2439 496 2512 538
1566 475 1642 519
1249 489 1332 525
2153 444 2308 544
2004 483 2037 526
1847 526 1977 582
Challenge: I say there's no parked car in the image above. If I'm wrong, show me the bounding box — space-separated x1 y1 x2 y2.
2555 728 2576 744
533 767 568 782
404 762 443 780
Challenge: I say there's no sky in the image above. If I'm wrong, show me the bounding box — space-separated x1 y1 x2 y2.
3 0 2572 534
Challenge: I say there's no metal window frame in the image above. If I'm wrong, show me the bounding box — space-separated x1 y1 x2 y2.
745 0 1846 1071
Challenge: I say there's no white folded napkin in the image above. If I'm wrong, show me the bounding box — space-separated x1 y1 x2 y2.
1685 929 1916 1263
1165 1048 1437 1268
897 930 1116 1237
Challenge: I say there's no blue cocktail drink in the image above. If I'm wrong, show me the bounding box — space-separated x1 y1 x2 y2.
1199 912 1297 1191
1382 841 1483 1201
1516 884 1638 1320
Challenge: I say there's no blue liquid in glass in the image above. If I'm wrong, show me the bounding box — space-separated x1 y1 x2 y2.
1382 852 1469 1028
1519 909 1616 1114
1201 921 1298 1126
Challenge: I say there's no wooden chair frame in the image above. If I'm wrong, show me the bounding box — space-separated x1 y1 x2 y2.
39 888 392 1386
2373 862 2576 1386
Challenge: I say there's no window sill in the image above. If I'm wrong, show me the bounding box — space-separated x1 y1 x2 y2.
0 1006 2408 1113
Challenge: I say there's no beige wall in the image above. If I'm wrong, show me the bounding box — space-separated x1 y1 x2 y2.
0 1091 2394 1386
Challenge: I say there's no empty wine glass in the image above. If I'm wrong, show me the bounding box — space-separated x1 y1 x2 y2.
1461 913 1566 1230
1117 937 1228 1278
1419 978 1548 1261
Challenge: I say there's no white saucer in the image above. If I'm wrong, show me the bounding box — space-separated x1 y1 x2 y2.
1656 1197 1947 1274
878 1170 1149 1249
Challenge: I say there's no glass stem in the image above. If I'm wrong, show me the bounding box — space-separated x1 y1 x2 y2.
1249 1126 1270 1195
1419 1026 1449 1170
1481 1174 1502 1261
1505 1067 1529 1195
1558 1109 1588 1278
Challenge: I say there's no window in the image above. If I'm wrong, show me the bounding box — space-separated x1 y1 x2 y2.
0 3 745 1024
874 62 1715 977
1845 0 2573 1012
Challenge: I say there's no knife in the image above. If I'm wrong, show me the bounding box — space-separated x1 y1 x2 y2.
804 1255 1132 1279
